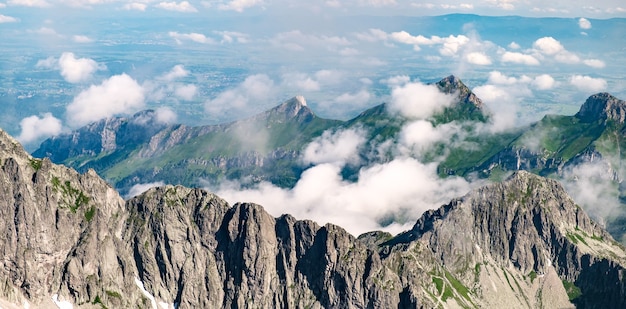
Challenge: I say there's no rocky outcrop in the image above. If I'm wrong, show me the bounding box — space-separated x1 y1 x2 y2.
576 92 626 123
33 110 169 163
4 127 626 308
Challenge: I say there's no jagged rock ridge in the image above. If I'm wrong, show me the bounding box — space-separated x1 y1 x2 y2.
3 128 626 308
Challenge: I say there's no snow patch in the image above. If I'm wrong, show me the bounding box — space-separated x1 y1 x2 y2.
134 277 176 309
23 300 30 309
51 294 73 309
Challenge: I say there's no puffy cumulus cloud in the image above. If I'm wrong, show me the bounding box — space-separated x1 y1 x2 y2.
387 81 455 119
155 107 178 124
302 128 367 166
501 51 540 65
216 157 473 236
465 52 492 65
205 74 276 115
218 0 263 12
17 113 63 144
532 74 556 90
583 59 606 68
0 14 19 23
532 36 582 64
354 28 389 42
7 0 50 7
126 181 165 199
58 52 105 83
66 74 145 127
144 65 198 102
72 35 93 43
578 17 592 29
397 120 462 154
123 2 147 10
159 64 189 81
155 1 198 12
169 31 216 44
533 36 564 55
569 75 607 92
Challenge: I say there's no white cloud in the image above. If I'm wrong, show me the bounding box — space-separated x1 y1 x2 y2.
532 74 556 90
72 35 93 43
281 72 321 92
174 84 197 100
333 89 371 106
214 31 249 44
204 74 275 115
155 107 177 124
7 0 49 7
123 2 147 10
532 36 581 64
387 81 455 119
0 14 19 23
583 59 606 68
578 17 592 29
500 50 546 66
533 37 565 55
66 74 145 127
169 31 216 44
218 0 263 12
58 52 104 83
465 52 492 65
217 157 472 236
508 42 520 49
159 64 189 81
438 35 470 56
569 75 607 92
126 181 165 199
381 75 411 87
36 56 57 69
302 128 366 166
155 1 198 12
487 71 529 85
17 113 63 144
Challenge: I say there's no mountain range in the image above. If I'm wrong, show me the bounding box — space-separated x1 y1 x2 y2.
33 76 626 242
1 125 626 308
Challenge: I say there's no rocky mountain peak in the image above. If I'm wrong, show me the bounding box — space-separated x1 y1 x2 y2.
260 95 315 123
576 92 626 123
435 75 484 110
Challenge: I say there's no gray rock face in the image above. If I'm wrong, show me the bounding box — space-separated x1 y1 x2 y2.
3 129 626 308
576 92 626 123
